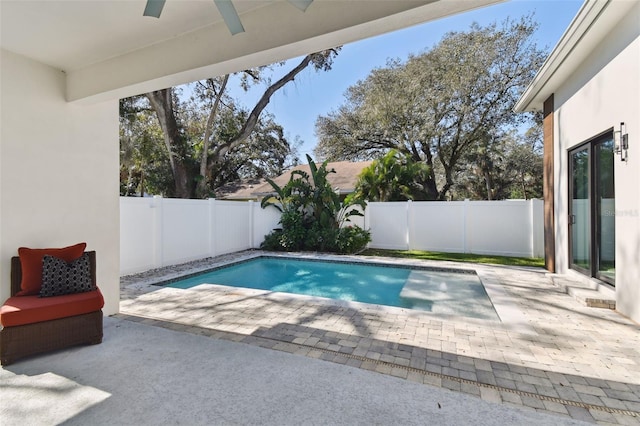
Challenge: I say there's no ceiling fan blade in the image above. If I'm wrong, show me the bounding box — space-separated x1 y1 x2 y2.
213 0 245 35
288 0 313 12
143 0 166 18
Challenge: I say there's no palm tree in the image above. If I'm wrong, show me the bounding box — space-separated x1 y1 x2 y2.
353 150 431 201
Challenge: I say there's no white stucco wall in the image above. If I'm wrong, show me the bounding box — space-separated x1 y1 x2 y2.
552 2 640 322
0 49 120 315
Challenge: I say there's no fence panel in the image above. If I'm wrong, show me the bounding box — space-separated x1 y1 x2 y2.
213 200 252 255
465 200 532 257
367 202 408 249
120 197 255 274
161 198 210 266
364 199 543 257
531 199 544 258
252 203 282 248
409 201 466 253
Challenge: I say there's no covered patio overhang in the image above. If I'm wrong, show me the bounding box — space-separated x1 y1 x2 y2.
2 0 502 103
0 0 501 314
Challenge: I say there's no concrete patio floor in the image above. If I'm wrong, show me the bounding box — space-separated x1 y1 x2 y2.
3 250 638 425
117 251 640 425
1 316 591 426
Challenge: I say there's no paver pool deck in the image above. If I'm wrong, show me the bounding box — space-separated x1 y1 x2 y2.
119 250 640 425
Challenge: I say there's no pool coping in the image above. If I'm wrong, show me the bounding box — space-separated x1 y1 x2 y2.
149 252 480 288
124 250 534 333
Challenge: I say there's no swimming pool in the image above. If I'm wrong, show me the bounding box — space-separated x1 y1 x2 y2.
164 257 499 321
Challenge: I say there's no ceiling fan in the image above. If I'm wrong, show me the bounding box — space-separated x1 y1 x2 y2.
144 0 314 35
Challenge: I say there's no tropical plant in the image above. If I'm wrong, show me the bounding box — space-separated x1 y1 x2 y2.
351 150 432 201
261 155 370 253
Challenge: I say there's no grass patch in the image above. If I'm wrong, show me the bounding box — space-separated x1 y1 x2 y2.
360 249 544 268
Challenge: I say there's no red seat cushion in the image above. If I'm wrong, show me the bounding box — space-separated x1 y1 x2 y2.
17 243 87 296
0 288 104 327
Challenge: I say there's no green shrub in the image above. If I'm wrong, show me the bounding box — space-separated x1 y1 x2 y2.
260 229 285 251
336 226 371 254
261 223 370 254
261 209 308 251
304 224 338 253
260 155 370 254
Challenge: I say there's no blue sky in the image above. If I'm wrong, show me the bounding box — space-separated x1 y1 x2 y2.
219 0 585 159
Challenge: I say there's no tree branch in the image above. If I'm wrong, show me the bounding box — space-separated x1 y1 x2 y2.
197 74 230 197
213 54 314 158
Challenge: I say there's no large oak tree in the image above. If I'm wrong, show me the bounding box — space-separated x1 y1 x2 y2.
144 48 340 198
120 93 294 198
314 17 545 200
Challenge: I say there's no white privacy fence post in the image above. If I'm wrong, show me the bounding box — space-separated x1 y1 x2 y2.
406 200 412 250
152 195 163 268
528 199 534 258
463 199 469 254
532 198 544 258
209 198 217 258
364 200 370 244
248 200 255 249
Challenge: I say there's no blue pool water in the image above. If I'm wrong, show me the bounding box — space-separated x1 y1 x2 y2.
165 257 499 320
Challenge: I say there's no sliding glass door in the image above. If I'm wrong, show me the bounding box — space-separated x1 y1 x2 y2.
569 146 590 273
595 137 615 282
568 131 615 285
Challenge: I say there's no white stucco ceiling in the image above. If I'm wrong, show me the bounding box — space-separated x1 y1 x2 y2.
0 0 502 102
1 0 272 72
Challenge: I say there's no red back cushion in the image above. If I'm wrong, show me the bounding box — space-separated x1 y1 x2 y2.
17 243 87 296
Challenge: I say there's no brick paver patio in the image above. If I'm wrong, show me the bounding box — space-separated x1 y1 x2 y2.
118 251 640 425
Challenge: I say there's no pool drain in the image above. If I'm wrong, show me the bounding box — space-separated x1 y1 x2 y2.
307 344 639 418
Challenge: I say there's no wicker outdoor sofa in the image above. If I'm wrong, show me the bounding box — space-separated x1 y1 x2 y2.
0 248 104 366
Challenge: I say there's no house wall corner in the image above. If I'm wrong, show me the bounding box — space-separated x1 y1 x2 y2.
0 48 120 314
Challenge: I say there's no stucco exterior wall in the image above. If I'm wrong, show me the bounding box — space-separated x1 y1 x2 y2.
0 49 120 314
552 3 640 322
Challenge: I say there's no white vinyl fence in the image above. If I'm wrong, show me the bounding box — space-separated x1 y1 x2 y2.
364 199 544 258
120 197 543 275
120 197 280 275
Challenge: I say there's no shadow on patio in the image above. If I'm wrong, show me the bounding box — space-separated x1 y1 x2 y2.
116 254 640 424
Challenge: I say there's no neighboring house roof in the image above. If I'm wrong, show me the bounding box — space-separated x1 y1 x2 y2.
215 178 267 200
218 161 372 200
515 0 638 112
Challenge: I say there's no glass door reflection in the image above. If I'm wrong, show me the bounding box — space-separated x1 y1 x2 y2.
595 137 615 283
570 147 590 272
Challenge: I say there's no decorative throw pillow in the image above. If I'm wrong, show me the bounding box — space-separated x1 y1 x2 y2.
17 242 87 296
40 253 95 297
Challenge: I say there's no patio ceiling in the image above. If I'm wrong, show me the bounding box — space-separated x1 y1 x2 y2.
0 0 502 102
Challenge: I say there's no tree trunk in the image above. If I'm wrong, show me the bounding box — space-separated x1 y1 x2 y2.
145 90 193 198
484 169 493 200
140 169 145 197
419 144 439 200
197 75 229 198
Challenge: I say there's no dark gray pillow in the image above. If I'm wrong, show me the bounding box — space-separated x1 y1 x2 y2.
40 254 95 297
